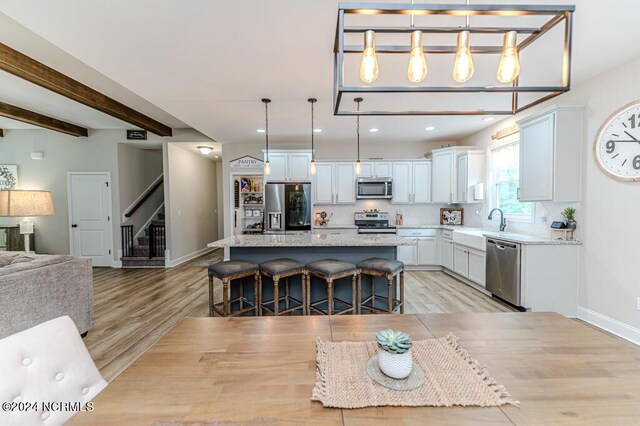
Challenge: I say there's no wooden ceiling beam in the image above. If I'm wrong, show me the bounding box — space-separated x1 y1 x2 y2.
0 101 88 137
0 43 172 137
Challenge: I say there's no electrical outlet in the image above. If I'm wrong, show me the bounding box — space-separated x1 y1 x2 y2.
541 216 548 223
475 210 480 216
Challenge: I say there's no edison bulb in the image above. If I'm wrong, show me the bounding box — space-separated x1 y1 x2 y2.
453 31 474 83
407 31 428 83
355 160 362 175
264 161 271 175
310 160 317 175
360 30 379 83
497 31 520 83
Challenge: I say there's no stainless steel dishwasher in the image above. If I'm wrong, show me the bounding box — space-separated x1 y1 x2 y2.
486 238 521 306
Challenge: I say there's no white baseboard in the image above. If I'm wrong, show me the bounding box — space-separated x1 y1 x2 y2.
577 306 640 346
165 247 213 268
404 265 442 271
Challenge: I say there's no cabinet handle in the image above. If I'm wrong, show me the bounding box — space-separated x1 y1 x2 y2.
517 187 520 200
463 191 466 201
450 192 453 202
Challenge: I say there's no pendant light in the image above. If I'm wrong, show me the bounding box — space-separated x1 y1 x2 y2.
261 98 271 175
407 0 427 83
360 30 379 83
354 97 363 175
308 98 318 175
497 31 520 83
453 0 474 83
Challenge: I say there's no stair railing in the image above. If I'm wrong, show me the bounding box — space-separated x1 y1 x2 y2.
123 174 164 219
121 225 134 257
149 223 166 259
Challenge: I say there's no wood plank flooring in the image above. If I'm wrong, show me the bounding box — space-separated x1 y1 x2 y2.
86 251 513 381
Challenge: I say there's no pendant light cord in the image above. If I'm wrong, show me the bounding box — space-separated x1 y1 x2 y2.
311 100 315 161
465 0 470 28
264 99 269 161
356 99 361 161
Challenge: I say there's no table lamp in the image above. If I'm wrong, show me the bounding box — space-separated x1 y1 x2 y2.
0 190 55 253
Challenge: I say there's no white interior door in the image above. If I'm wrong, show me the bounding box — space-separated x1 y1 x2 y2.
68 173 113 267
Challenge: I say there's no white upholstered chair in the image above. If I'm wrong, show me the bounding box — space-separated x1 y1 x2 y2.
0 316 107 425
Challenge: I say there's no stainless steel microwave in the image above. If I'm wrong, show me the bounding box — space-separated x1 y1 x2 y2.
356 178 393 199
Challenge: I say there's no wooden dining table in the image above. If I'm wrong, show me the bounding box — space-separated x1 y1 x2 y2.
70 313 640 425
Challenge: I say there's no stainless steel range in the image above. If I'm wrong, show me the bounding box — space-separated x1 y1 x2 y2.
354 211 397 234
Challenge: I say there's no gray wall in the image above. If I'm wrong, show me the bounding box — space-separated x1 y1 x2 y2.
165 142 219 264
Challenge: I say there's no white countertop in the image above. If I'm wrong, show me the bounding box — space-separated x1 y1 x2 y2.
208 233 416 248
483 232 582 245
312 224 358 229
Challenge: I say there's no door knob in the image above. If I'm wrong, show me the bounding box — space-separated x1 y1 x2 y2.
71 224 78 228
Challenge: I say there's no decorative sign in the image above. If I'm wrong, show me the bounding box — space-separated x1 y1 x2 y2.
491 124 519 140
127 130 148 140
0 165 18 189
230 155 263 169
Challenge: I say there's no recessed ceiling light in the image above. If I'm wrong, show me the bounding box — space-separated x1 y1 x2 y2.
313 128 322 133
197 146 214 155
214 155 220 159
425 126 435 131
256 129 266 133
483 117 495 122
369 128 379 133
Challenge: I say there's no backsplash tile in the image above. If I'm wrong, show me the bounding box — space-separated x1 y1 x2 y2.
314 200 450 226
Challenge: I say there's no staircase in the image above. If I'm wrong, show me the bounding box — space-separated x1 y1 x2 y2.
121 207 166 268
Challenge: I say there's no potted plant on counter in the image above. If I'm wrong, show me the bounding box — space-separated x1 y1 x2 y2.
561 207 577 230
375 329 413 379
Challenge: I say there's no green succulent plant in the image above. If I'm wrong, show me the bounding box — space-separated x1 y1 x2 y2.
375 329 413 354
561 207 576 221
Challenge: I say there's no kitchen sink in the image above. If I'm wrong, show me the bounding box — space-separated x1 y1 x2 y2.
452 230 486 251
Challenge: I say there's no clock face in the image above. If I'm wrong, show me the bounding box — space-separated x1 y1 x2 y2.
594 101 640 181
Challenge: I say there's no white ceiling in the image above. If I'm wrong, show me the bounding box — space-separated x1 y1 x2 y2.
1 0 639 145
0 12 187 131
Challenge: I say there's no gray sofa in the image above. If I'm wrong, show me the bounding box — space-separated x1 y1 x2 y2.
0 252 93 339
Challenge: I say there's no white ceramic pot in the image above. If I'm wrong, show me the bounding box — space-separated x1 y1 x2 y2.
378 349 413 379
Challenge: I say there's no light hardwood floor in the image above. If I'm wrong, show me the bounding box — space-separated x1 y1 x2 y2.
86 251 514 381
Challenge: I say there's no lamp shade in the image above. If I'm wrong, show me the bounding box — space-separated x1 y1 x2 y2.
0 190 55 217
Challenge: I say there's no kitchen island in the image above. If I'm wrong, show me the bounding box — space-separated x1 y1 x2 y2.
207 233 415 312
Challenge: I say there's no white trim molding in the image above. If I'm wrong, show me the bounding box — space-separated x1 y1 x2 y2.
577 306 640 346
165 247 214 268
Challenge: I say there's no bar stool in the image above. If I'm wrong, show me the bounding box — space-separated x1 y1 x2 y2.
306 259 358 315
259 258 307 316
357 258 405 314
208 260 260 317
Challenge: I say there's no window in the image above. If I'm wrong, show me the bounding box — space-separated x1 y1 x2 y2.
490 139 534 221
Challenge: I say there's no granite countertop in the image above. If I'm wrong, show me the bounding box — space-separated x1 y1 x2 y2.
482 232 582 245
313 224 358 229
208 233 416 248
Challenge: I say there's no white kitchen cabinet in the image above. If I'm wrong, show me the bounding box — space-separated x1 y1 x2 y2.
313 162 356 204
517 106 583 202
442 238 454 270
263 150 312 182
288 152 312 181
335 163 356 203
432 150 454 203
266 153 287 181
417 237 437 265
456 151 486 203
467 248 486 287
314 162 334 204
453 245 469 277
358 161 392 179
397 243 417 265
412 161 432 203
392 161 432 204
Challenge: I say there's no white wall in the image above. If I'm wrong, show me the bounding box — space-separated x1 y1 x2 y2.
460 55 640 338
165 142 218 265
0 128 213 262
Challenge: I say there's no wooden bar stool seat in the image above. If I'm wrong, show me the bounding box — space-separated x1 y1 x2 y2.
208 260 260 317
357 258 405 314
259 258 306 316
306 259 358 315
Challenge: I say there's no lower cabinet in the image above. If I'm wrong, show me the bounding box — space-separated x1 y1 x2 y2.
398 229 438 267
442 238 454 270
449 242 486 288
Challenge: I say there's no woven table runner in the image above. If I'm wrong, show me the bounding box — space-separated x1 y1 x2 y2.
312 333 519 409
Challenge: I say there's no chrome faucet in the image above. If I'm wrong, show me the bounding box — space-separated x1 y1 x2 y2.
488 208 507 232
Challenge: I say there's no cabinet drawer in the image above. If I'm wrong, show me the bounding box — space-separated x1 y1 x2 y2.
398 229 437 237
442 229 453 240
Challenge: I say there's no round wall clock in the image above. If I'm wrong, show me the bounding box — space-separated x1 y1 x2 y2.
594 100 640 181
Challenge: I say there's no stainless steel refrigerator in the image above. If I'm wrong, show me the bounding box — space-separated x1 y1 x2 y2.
264 182 311 234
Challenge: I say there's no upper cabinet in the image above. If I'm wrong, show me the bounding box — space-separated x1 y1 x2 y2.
392 161 431 204
431 147 474 203
312 162 356 204
359 162 392 179
517 106 583 202
456 151 486 204
263 150 312 182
